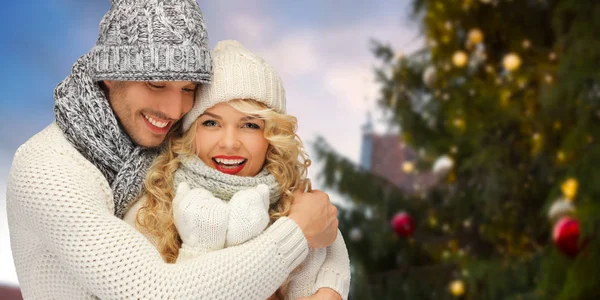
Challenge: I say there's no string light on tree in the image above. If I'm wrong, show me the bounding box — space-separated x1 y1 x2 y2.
531 132 543 154
349 227 363 242
466 28 484 48
557 150 566 163
548 52 557 61
503 52 522 72
423 66 437 87
450 145 459 154
453 118 466 130
522 39 531 49
453 51 469 68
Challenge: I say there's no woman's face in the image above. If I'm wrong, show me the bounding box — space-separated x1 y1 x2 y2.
194 102 269 177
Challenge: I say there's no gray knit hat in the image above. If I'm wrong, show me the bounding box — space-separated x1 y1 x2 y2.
88 0 212 83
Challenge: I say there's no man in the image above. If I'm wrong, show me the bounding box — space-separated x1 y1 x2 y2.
6 1 339 299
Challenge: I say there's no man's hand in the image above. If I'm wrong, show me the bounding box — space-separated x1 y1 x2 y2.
297 288 342 300
288 189 338 249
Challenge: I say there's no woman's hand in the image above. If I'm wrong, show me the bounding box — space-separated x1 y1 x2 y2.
297 288 342 300
226 184 271 247
172 182 229 252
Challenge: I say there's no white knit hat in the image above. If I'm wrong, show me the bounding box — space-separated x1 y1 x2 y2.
182 40 286 131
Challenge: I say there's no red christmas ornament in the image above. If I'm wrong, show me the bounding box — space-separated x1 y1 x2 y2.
391 212 415 237
552 217 581 257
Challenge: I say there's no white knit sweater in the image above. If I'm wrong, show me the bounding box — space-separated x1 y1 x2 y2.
6 123 310 299
125 198 351 300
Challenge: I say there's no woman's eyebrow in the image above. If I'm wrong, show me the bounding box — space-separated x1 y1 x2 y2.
240 116 257 122
201 112 222 119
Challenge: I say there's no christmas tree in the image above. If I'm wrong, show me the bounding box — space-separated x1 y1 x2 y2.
313 0 600 299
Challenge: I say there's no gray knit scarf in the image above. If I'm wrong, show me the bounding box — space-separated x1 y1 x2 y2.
174 155 282 204
54 54 158 218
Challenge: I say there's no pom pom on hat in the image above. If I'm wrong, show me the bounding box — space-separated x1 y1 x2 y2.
182 40 285 131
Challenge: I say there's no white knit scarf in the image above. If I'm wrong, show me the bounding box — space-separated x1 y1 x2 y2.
54 54 158 218
173 155 282 204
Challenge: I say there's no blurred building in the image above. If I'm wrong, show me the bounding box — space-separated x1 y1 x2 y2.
0 285 22 300
359 115 437 193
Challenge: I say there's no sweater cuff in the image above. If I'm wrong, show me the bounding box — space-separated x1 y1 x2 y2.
315 268 351 300
176 244 210 263
265 217 309 273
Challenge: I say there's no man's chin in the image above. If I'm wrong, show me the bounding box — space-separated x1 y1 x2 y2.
132 135 166 149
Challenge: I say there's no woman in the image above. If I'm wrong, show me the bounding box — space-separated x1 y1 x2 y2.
126 40 351 300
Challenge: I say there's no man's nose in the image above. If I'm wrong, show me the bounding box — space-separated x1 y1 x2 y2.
159 90 193 120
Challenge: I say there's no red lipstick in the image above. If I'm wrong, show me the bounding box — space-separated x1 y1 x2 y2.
212 155 247 175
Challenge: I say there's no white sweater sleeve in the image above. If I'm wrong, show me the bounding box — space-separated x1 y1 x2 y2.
314 230 351 299
6 127 308 300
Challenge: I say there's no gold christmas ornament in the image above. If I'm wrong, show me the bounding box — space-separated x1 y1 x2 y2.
452 51 469 68
467 28 484 45
449 279 466 296
402 161 415 173
503 53 522 71
561 178 578 201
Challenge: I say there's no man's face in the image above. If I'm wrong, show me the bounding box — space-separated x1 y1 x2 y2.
104 80 197 148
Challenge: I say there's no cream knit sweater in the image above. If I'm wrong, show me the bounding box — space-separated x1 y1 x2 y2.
6 123 310 299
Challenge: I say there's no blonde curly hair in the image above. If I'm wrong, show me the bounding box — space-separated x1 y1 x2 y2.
136 99 310 264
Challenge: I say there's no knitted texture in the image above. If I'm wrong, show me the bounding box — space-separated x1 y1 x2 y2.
89 0 212 82
149 154 351 299
171 183 271 258
174 154 282 204
183 40 285 131
7 123 309 299
54 54 158 218
286 231 352 299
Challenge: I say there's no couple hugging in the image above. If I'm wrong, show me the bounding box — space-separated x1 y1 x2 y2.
7 0 350 299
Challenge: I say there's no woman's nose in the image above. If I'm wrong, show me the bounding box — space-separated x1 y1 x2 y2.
218 127 241 150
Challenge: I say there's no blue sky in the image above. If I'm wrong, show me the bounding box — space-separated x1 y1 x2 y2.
0 0 420 285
